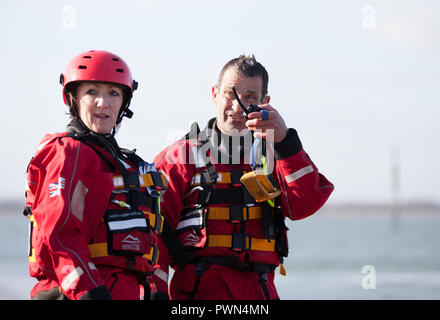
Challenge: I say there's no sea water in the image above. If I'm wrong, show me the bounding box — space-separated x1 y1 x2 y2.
1 208 439 300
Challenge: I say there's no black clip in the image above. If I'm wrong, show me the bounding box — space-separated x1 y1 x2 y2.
150 171 165 190
123 171 141 189
229 206 244 223
231 233 251 252
230 169 243 187
232 86 261 119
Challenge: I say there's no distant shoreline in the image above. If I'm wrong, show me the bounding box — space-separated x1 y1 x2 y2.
323 201 439 213
2 199 439 216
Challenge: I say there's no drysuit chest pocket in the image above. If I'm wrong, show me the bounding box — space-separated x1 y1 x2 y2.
104 210 151 256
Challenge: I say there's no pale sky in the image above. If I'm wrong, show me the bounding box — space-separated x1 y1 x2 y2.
1 0 439 205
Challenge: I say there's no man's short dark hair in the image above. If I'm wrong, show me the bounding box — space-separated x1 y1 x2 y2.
217 54 269 98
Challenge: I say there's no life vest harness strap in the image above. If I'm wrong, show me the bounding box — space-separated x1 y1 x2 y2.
191 170 248 186
208 234 276 252
180 122 286 264
204 187 255 206
64 124 188 271
208 206 263 222
113 171 167 191
176 206 267 232
88 242 159 264
191 256 277 273
178 255 277 300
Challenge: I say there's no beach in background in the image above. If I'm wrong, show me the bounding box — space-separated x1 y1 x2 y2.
1 203 439 300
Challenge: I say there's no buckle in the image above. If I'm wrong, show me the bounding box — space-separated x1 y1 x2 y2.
231 233 251 252
150 171 165 190
242 186 255 206
23 206 32 217
229 206 244 223
200 170 214 186
149 245 159 265
153 212 164 233
197 188 212 206
124 171 140 189
230 170 243 187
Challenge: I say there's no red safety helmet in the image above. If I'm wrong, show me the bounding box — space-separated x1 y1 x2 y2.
60 50 138 123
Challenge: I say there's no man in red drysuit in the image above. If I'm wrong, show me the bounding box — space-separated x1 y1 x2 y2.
152 55 334 299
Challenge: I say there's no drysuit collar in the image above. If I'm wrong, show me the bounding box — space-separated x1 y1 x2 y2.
203 118 253 165
66 118 122 158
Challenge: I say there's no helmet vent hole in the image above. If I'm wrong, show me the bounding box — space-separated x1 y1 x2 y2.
78 65 87 69
83 55 92 59
112 58 119 61
116 68 124 73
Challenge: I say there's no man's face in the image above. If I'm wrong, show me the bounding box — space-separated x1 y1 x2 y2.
212 67 267 135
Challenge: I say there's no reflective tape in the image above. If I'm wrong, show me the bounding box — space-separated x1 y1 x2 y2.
285 165 314 183
107 218 147 231
176 216 203 231
154 268 169 283
61 267 84 291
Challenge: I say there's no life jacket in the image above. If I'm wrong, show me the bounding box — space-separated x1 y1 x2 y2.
83 142 164 276
176 122 289 270
24 120 188 281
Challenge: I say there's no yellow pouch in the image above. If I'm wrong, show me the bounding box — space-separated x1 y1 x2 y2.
240 171 281 202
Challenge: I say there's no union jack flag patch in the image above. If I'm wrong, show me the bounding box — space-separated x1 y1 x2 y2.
49 177 66 197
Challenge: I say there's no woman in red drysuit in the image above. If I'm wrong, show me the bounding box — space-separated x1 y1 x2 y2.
24 50 168 300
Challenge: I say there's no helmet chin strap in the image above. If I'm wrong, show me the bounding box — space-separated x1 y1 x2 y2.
115 89 134 125
113 105 133 136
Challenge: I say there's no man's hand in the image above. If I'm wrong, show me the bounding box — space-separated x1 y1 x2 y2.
246 104 288 143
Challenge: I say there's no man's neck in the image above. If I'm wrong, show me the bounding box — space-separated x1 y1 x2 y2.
205 119 253 165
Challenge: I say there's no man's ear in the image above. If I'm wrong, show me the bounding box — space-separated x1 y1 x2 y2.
262 95 270 104
212 85 218 104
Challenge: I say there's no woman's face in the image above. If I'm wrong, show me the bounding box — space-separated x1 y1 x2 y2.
75 82 124 134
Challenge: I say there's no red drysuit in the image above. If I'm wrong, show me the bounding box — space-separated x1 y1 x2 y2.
25 127 165 300
152 118 334 299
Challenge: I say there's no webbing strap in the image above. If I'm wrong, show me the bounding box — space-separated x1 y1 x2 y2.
258 272 271 300
88 242 159 263
208 187 254 205
148 211 164 234
208 234 276 252
113 172 167 190
192 256 277 273
208 206 263 222
123 190 158 213
192 170 249 185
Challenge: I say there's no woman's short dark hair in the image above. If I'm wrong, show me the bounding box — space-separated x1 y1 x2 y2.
217 54 269 98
